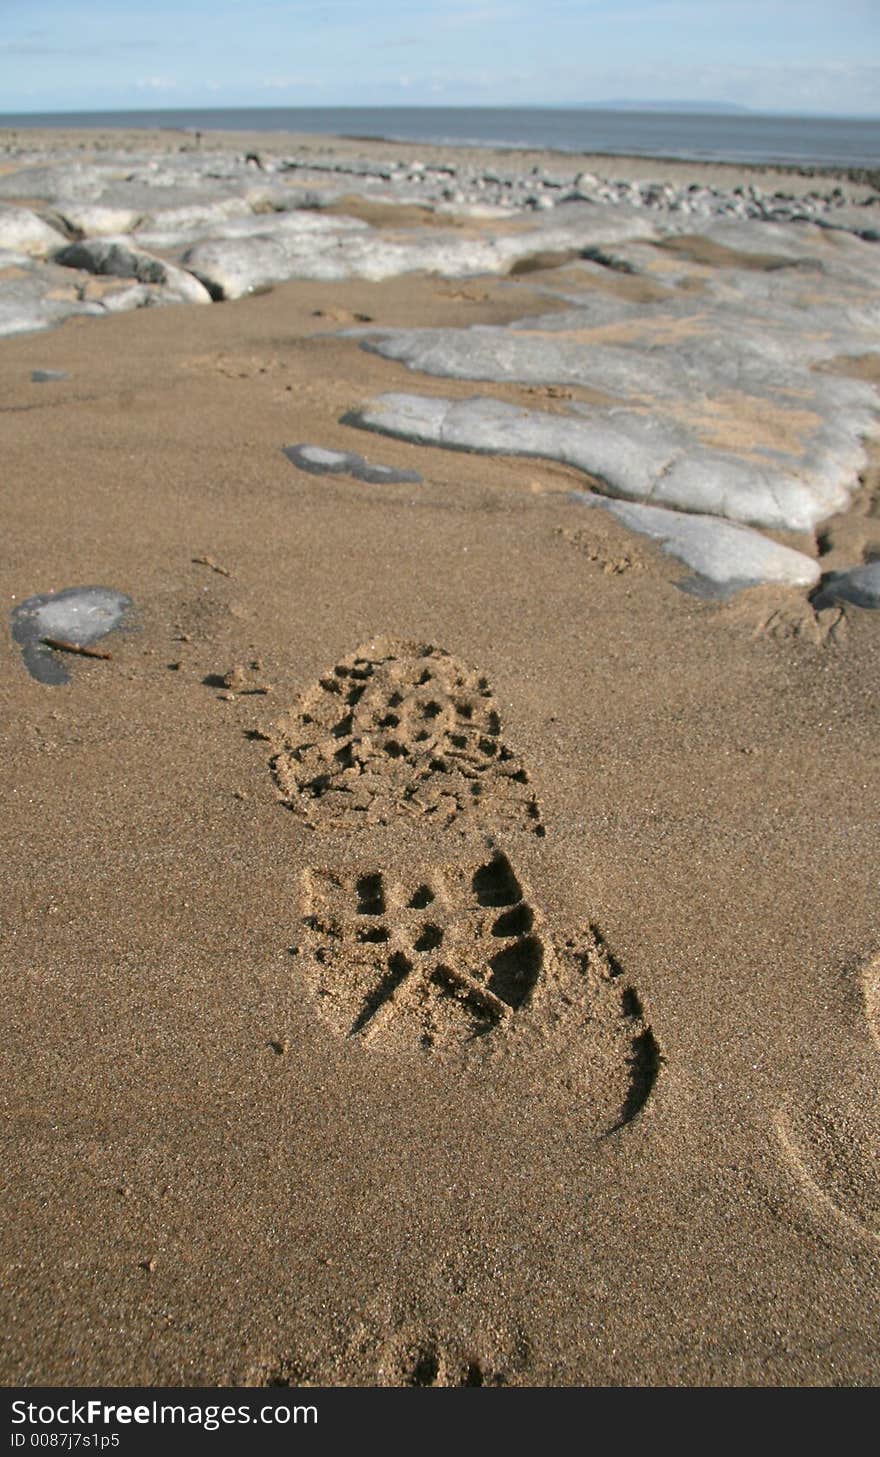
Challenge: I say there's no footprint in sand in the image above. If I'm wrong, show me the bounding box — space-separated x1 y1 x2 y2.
335 1297 532 1387
301 850 544 1048
297 844 658 1128
775 953 880 1244
270 636 544 837
267 637 660 1133
376 1334 505 1387
181 352 287 380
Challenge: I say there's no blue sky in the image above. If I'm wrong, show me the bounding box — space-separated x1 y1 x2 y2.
0 1 877 117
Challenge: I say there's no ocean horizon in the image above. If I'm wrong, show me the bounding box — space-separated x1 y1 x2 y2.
1 105 879 170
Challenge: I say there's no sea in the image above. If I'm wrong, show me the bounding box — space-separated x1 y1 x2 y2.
0 107 878 171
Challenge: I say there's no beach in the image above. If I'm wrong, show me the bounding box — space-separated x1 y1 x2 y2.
1 125 879 1387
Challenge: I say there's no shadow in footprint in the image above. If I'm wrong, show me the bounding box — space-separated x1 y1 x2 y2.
487 937 542 1008
472 852 522 908
606 987 663 1135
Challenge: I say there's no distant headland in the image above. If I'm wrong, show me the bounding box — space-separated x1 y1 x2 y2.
580 100 752 113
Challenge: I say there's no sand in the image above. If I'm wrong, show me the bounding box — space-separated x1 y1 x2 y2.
1 130 879 1389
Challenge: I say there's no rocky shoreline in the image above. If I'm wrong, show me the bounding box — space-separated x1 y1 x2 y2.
2 127 879 605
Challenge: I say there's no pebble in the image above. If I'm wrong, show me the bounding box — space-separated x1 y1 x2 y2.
283 443 421 485
10 586 132 685
813 559 880 609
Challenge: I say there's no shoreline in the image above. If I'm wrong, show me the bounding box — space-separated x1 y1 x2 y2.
340 132 880 185
2 124 878 191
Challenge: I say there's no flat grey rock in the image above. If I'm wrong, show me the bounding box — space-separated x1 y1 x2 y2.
812 560 880 609
0 267 104 338
702 218 880 279
434 202 518 221
93 280 201 313
130 195 273 250
0 132 876 481
58 203 144 238
283 444 364 475
0 146 875 248
0 164 111 203
10 586 133 685
0 206 67 258
350 460 422 485
182 206 652 299
182 216 363 298
347 390 869 533
283 443 422 485
361 319 876 406
157 206 365 257
571 492 821 593
53 238 211 305
352 222 880 537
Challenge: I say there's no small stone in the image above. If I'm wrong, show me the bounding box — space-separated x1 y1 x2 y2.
283 443 364 476
350 460 422 486
813 559 880 609
10 585 132 686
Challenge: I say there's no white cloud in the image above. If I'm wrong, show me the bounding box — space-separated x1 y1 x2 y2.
135 76 178 91
259 76 325 90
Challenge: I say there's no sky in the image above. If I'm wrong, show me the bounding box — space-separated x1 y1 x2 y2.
0 0 877 118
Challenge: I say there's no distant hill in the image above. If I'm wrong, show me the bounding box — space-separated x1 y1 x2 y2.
580 100 751 114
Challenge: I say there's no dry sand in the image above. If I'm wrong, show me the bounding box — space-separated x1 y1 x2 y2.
1 131 879 1388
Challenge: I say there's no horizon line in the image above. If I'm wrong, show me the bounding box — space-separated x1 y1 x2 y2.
1 102 879 123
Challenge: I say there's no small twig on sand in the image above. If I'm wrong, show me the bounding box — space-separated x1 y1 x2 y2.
41 637 112 660
192 554 232 577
